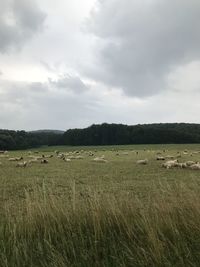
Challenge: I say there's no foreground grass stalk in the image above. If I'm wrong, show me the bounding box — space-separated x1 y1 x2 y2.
0 184 200 266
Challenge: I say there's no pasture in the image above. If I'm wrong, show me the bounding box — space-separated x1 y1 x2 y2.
0 144 200 266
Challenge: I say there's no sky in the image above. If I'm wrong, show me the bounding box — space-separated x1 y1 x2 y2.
0 0 200 131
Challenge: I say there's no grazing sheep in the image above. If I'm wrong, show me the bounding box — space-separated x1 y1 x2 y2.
137 159 148 165
16 161 27 168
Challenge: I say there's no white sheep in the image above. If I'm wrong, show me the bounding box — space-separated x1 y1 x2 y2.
93 157 107 163
189 163 200 170
63 158 71 162
185 161 196 167
16 161 27 168
177 162 187 168
137 159 148 165
75 156 84 159
9 157 23 161
162 160 179 169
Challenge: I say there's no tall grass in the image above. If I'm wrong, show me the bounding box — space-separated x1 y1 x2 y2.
0 182 200 267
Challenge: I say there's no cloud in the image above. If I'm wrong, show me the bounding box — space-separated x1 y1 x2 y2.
49 75 88 93
0 76 103 130
0 0 46 53
87 0 200 97
0 68 200 130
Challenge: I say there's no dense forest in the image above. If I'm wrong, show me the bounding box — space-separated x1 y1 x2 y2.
0 123 200 150
0 130 62 150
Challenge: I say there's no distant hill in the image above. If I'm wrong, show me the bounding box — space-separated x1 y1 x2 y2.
29 130 65 134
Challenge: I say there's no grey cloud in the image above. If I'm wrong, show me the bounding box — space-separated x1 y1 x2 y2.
0 0 46 53
87 0 200 97
49 75 88 93
0 78 102 130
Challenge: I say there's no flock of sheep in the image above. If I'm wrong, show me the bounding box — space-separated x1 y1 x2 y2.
0 148 200 170
136 150 200 170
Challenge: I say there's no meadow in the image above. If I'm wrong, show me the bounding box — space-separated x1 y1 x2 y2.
0 144 200 267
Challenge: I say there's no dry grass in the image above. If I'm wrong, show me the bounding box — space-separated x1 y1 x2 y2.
0 144 200 266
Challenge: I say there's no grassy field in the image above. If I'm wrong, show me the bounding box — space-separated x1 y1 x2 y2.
0 144 200 266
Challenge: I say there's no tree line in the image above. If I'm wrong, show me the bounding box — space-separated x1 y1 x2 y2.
0 123 200 150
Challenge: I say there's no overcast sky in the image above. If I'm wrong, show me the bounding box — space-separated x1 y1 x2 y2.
0 0 200 130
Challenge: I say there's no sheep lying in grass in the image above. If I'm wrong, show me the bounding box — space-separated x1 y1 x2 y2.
185 161 196 167
75 156 84 159
63 158 71 162
9 157 23 161
189 163 200 170
162 159 200 170
93 157 107 163
162 160 179 169
177 162 187 168
137 159 148 165
16 161 27 167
